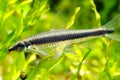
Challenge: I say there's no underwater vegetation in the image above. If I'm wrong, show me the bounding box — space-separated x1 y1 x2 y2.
0 0 120 80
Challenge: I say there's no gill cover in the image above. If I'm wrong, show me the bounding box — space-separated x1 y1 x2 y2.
102 15 120 41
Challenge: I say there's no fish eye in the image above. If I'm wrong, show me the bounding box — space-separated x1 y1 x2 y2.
16 42 25 50
17 42 25 48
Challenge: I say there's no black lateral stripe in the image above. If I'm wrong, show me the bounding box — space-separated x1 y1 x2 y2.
29 29 114 45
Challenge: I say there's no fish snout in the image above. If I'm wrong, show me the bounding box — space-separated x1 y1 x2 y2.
8 41 25 52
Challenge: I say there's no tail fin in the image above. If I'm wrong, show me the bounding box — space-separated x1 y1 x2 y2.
102 15 120 41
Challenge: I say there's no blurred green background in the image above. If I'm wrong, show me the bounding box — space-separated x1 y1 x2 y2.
0 0 120 80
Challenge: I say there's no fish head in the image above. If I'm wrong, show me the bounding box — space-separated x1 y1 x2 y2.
8 41 25 52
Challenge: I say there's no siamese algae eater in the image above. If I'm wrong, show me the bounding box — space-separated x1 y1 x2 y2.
9 15 120 54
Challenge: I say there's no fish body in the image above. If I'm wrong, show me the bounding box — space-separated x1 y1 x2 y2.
8 15 120 52
8 28 114 52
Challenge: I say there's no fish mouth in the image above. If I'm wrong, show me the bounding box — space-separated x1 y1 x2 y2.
8 46 17 52
8 48 13 52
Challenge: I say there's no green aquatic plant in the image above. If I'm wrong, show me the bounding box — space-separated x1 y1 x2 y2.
0 0 120 80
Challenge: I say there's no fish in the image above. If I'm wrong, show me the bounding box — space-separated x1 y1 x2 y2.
8 15 120 54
